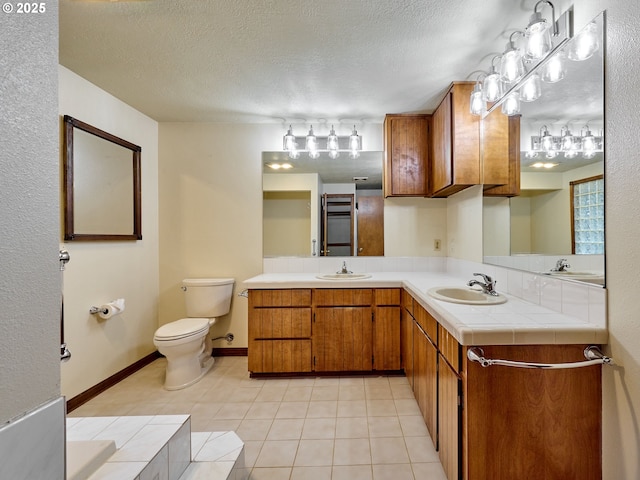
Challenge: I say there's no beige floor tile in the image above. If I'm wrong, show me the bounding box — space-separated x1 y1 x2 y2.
367 416 403 437
405 435 439 463
214 402 253 419
372 463 414 480
290 465 332 480
228 387 262 403
398 415 430 437
301 418 336 439
369 437 410 464
294 439 334 466
333 438 371 466
236 419 273 441
337 400 367 418
339 377 365 386
310 386 339 401
363 376 389 386
339 385 366 400
365 385 393 400
306 401 338 418
411 462 448 480
275 402 308 419
267 419 304 440
283 386 312 402
394 398 422 416
366 399 397 417
332 465 373 480
335 417 369 439
245 402 280 420
201 418 241 432
242 440 264 468
390 384 415 400
254 440 299 467
248 467 292 480
313 377 340 386
254 386 286 402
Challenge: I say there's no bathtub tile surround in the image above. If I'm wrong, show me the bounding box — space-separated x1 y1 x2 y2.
0 397 65 480
262 256 606 330
66 414 245 480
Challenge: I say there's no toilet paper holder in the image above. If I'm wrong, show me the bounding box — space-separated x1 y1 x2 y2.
89 306 109 315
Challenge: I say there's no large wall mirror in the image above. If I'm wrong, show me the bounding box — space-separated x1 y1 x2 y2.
63 115 142 241
262 150 383 257
482 12 605 286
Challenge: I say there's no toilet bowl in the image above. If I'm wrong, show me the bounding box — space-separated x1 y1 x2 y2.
153 278 234 390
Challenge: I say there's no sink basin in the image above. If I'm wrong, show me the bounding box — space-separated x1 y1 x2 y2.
546 271 605 285
427 287 507 305
316 273 372 280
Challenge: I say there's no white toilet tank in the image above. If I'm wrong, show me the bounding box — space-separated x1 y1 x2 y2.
183 278 234 318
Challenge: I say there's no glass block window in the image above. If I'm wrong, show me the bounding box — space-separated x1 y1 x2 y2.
570 175 604 254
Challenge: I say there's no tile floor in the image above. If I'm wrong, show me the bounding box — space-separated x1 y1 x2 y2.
69 356 447 480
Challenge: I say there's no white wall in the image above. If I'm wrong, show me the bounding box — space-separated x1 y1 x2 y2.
59 66 160 399
446 185 484 262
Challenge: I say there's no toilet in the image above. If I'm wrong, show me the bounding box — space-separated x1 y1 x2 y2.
153 277 234 390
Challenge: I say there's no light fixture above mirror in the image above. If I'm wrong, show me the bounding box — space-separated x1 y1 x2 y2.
282 124 362 160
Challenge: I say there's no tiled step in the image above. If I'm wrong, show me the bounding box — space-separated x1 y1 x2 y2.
65 416 245 480
66 440 116 480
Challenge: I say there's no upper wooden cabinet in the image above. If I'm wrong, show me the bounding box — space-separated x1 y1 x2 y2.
430 82 480 198
483 110 521 197
383 114 430 197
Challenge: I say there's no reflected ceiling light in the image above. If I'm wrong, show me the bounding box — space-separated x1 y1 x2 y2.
349 125 361 159
541 50 566 83
469 74 486 116
531 162 558 168
567 21 599 61
283 125 296 152
500 31 526 84
520 73 542 102
501 92 521 116
306 126 320 159
326 125 340 159
524 0 558 61
529 124 603 160
281 124 362 159
266 162 293 170
482 56 503 103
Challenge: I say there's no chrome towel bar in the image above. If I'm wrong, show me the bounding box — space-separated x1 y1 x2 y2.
467 345 614 369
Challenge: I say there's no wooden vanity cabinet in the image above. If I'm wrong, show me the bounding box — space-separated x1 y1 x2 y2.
373 288 402 370
313 289 373 372
401 290 415 388
414 303 439 449
430 82 480 198
248 289 312 373
383 114 430 197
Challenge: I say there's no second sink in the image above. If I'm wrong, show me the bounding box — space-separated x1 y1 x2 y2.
316 273 372 280
427 287 507 305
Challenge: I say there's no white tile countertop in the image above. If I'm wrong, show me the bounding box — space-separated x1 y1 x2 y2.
242 271 608 346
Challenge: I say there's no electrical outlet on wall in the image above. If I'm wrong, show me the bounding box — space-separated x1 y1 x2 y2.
434 239 441 251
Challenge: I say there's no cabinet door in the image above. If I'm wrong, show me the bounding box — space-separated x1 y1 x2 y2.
414 321 438 448
384 115 430 197
401 305 414 388
483 113 521 197
431 92 453 195
373 306 401 370
439 355 462 480
313 307 373 371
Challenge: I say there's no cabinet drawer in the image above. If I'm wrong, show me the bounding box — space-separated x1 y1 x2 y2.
401 289 414 315
374 288 401 306
438 326 461 372
415 303 437 344
248 339 312 373
249 308 311 339
250 289 311 307
314 289 372 306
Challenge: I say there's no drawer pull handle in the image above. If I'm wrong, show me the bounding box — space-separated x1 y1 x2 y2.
467 346 614 369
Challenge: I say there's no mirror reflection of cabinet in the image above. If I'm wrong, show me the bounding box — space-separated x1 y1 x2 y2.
482 12 605 284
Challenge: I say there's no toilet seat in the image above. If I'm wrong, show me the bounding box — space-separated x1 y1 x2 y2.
154 318 210 342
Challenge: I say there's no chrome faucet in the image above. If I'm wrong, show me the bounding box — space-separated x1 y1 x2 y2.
337 261 352 274
552 258 571 272
468 273 499 296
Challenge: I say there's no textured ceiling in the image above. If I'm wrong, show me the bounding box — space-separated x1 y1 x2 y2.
59 0 530 123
